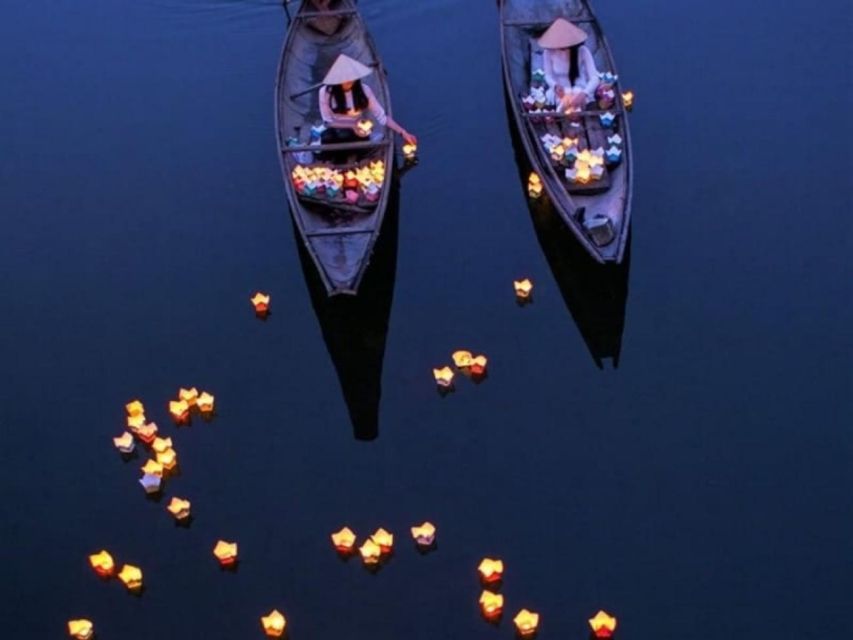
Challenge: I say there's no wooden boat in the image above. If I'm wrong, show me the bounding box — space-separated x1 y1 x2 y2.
276 0 395 295
499 0 633 263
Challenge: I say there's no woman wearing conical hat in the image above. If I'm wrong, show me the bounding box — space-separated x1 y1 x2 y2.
318 54 417 147
539 18 600 111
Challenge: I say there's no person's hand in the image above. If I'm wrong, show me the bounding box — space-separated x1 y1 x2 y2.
555 85 565 99
402 131 418 146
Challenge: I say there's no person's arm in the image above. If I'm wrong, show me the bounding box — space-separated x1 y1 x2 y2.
542 49 556 89
365 85 417 144
579 46 600 100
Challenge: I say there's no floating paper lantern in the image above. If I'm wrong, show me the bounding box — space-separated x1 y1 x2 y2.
527 172 543 199
359 538 381 565
139 473 162 495
127 413 146 431
125 400 145 417
433 366 455 389
410 522 436 547
621 90 634 111
513 609 540 637
371 528 394 553
331 526 357 554
169 400 190 424
141 459 164 477
356 119 374 137
452 350 474 368
514 278 533 300
402 143 418 161
197 392 215 415
479 590 504 621
67 619 94 640
260 609 287 638
478 558 504 585
588 610 618 638
135 422 158 444
150 437 171 454
117 564 143 592
156 448 178 470
213 540 238 566
88 550 115 577
599 112 616 128
166 497 191 522
251 293 271 317
470 355 488 377
113 432 135 454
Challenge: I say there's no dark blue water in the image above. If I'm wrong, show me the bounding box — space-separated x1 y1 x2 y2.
1 0 851 638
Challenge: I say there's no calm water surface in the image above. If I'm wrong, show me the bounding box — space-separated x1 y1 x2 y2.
1 0 851 638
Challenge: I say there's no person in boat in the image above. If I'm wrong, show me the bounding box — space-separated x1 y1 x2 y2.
318 54 417 148
539 18 600 112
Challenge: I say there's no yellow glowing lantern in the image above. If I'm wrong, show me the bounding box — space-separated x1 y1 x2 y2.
513 609 540 637
331 526 357 554
402 142 418 161
371 528 394 553
125 400 145 417
156 448 178 470
260 609 287 638
479 590 504 621
117 564 143 592
433 366 455 388
410 522 437 547
67 619 94 640
113 432 135 454
179 387 199 406
251 292 271 317
166 497 191 521
588 610 618 638
470 355 488 376
359 538 382 565
169 399 190 424
621 90 634 111
213 540 238 566
197 391 215 415
127 413 146 430
478 558 504 585
527 172 543 198
135 422 158 444
151 437 172 454
514 278 534 300
452 350 474 368
356 119 374 137
141 459 164 477
88 550 115 577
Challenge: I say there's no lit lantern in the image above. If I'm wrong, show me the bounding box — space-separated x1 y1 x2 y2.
331 526 357 554
410 522 436 547
260 609 287 638
527 172 543 199
166 497 192 522
599 112 616 128
588 610 618 638
251 292 271 317
125 400 145 417
141 459 164 477
179 387 199 406
433 366 455 389
117 564 143 592
113 432 136 454
621 90 634 111
550 144 565 163
88 550 115 577
139 473 162 495
479 590 504 621
477 558 504 585
470 355 488 377
135 422 158 444
356 119 374 137
513 609 540 637
151 437 172 454
371 528 394 553
197 392 215 415
127 413 146 431
562 137 579 149
452 350 474 368
402 142 418 161
169 399 190 425
359 538 381 565
513 278 533 301
156 448 178 470
67 619 94 640
213 540 238 566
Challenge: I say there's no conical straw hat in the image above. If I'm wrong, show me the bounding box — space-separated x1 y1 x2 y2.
538 18 587 49
323 54 373 85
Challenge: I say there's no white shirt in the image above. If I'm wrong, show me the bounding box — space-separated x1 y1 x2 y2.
319 84 388 128
543 46 600 100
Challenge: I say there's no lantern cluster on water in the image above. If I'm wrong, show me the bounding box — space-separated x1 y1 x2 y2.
331 526 357 555
589 610 618 638
527 172 543 199
67 619 94 640
513 609 540 637
251 292 271 318
291 160 386 205
88 550 115 578
453 350 489 377
167 497 192 522
260 609 287 638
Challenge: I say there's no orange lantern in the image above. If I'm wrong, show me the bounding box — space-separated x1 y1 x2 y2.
621 90 634 111
402 142 418 161
527 172 543 199
479 590 504 621
179 387 199 406
113 432 136 454
213 540 238 566
127 413 146 431
513 278 534 301
197 391 215 415
139 473 162 495
410 522 436 547
67 619 94 640
135 422 159 444
470 355 488 377
117 564 143 592
371 528 394 553
330 527 357 554
433 366 455 389
88 550 115 578
156 448 178 470
588 610 618 638
359 538 381 565
169 399 190 425
125 400 145 417
166 497 192 522
452 350 474 368
513 609 540 637
260 609 287 638
141 459 163 477
478 558 504 586
251 293 271 318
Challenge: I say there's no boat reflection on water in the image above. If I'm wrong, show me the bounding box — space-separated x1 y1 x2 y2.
295 176 400 440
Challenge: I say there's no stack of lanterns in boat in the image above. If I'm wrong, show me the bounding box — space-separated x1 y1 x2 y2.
291 159 386 205
521 67 553 113
540 133 607 186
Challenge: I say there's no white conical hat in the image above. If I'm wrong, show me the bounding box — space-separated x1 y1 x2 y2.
323 54 373 85
538 18 588 49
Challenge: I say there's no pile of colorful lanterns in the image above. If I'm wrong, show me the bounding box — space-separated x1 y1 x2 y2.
213 540 239 568
291 159 386 205
605 133 624 166
589 610 619 638
539 133 608 185
67 619 94 639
